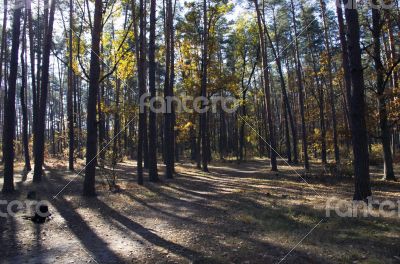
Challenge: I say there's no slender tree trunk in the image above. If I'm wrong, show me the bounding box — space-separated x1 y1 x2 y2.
267 17 297 163
336 0 352 123
239 90 246 162
290 0 309 171
21 10 31 171
32 0 56 182
255 0 278 171
136 0 146 184
200 0 209 172
68 0 74 170
170 2 176 173
386 14 398 88
320 0 340 164
83 0 103 195
164 0 175 178
113 78 121 163
344 4 372 200
0 0 8 165
2 3 21 193
26 0 37 160
148 0 159 181
372 3 395 181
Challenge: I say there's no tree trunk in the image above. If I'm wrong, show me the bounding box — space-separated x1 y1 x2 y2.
320 0 340 164
0 0 8 165
344 4 372 200
290 0 309 171
336 0 352 125
20 10 31 171
267 16 297 163
68 0 74 171
255 0 278 171
33 0 56 183
136 0 146 184
83 0 103 196
113 78 121 164
2 3 21 193
200 0 209 172
372 3 395 181
148 0 159 181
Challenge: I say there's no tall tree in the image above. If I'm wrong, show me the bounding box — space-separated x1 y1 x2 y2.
267 11 298 164
68 0 74 171
20 8 31 171
319 0 340 164
254 0 278 171
344 2 372 200
83 0 103 195
137 0 146 185
290 0 309 171
2 2 22 193
0 0 8 164
371 1 395 181
200 0 209 172
336 0 352 122
148 0 159 181
163 0 175 178
33 0 56 182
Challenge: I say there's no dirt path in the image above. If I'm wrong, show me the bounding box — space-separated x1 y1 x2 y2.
0 159 399 263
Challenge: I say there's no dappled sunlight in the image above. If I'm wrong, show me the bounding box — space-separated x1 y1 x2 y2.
1 158 399 263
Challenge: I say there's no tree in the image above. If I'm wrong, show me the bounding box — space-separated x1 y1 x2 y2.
319 0 340 164
344 2 372 200
254 0 278 171
136 0 146 185
200 0 210 172
33 0 57 182
371 0 395 181
2 1 22 193
336 0 351 127
266 8 298 164
148 0 159 182
20 8 31 171
0 0 8 165
164 0 175 178
68 0 74 171
83 0 103 196
290 0 309 171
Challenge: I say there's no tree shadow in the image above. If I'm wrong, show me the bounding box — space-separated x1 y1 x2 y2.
91 197 212 263
50 196 126 263
42 175 126 263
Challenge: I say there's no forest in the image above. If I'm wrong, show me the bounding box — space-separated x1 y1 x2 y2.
0 0 399 263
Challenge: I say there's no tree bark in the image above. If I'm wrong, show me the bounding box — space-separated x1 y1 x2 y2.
255 0 278 171
0 0 8 164
136 0 146 184
33 0 56 183
164 0 175 178
2 3 21 193
320 0 340 164
200 0 209 172
68 0 74 171
148 0 159 181
267 15 297 163
336 0 352 123
344 4 372 200
83 0 103 195
372 2 395 181
20 9 31 171
290 0 309 171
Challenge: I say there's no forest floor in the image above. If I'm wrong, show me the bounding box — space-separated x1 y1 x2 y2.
0 158 400 264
